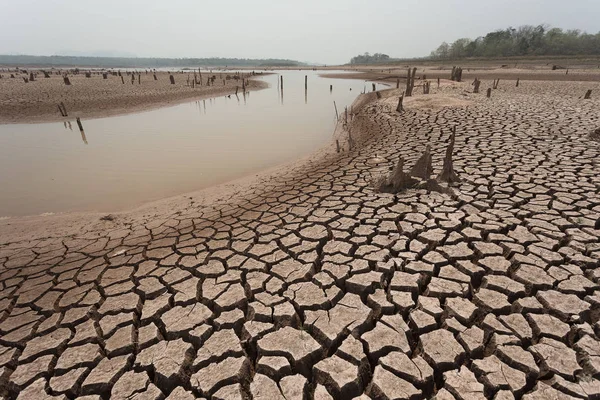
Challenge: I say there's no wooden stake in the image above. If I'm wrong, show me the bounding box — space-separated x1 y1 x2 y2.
334 101 339 120
584 89 592 99
76 117 84 132
487 88 492 98
169 75 175 85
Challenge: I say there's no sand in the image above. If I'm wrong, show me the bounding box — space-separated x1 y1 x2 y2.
0 70 268 124
320 66 600 84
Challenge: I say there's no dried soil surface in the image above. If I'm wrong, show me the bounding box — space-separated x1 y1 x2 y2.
1 76 600 399
0 71 267 124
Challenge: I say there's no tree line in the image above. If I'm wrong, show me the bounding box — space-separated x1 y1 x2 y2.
349 53 397 64
429 25 600 59
0 55 304 68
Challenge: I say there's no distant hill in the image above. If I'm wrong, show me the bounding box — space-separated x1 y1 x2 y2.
0 55 306 68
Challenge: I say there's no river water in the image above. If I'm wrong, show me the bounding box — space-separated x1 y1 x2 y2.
0 70 385 216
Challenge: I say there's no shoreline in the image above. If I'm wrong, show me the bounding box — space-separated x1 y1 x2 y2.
0 71 268 124
0 88 464 243
0 88 380 243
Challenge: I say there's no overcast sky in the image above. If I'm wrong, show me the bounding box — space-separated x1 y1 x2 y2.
1 0 598 64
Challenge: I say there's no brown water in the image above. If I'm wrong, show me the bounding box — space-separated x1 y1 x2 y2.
0 70 385 216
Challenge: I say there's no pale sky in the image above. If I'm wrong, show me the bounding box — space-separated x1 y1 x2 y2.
0 0 598 64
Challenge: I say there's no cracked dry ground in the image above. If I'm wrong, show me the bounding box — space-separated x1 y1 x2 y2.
1 80 600 400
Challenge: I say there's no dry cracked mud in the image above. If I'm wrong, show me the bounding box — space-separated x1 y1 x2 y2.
1 77 600 399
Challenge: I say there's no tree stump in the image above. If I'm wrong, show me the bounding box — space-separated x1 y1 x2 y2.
170 75 175 85
410 145 433 180
486 88 492 98
405 67 417 97
63 76 71 85
76 117 84 132
58 102 68 117
396 95 404 112
584 90 592 99
376 156 418 193
437 127 461 184
473 78 481 93
29 72 35 81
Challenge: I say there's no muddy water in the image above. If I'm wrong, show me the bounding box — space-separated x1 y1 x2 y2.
0 70 385 216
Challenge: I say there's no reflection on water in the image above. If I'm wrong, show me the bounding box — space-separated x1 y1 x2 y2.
0 70 386 216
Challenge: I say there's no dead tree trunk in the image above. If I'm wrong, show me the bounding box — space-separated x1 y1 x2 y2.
473 78 481 93
405 68 416 97
410 145 433 180
103 73 108 79
423 81 430 94
58 102 68 117
437 126 460 184
43 71 50 78
396 94 404 112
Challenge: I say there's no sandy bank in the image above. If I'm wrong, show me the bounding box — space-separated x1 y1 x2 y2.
0 70 267 124
320 67 600 83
